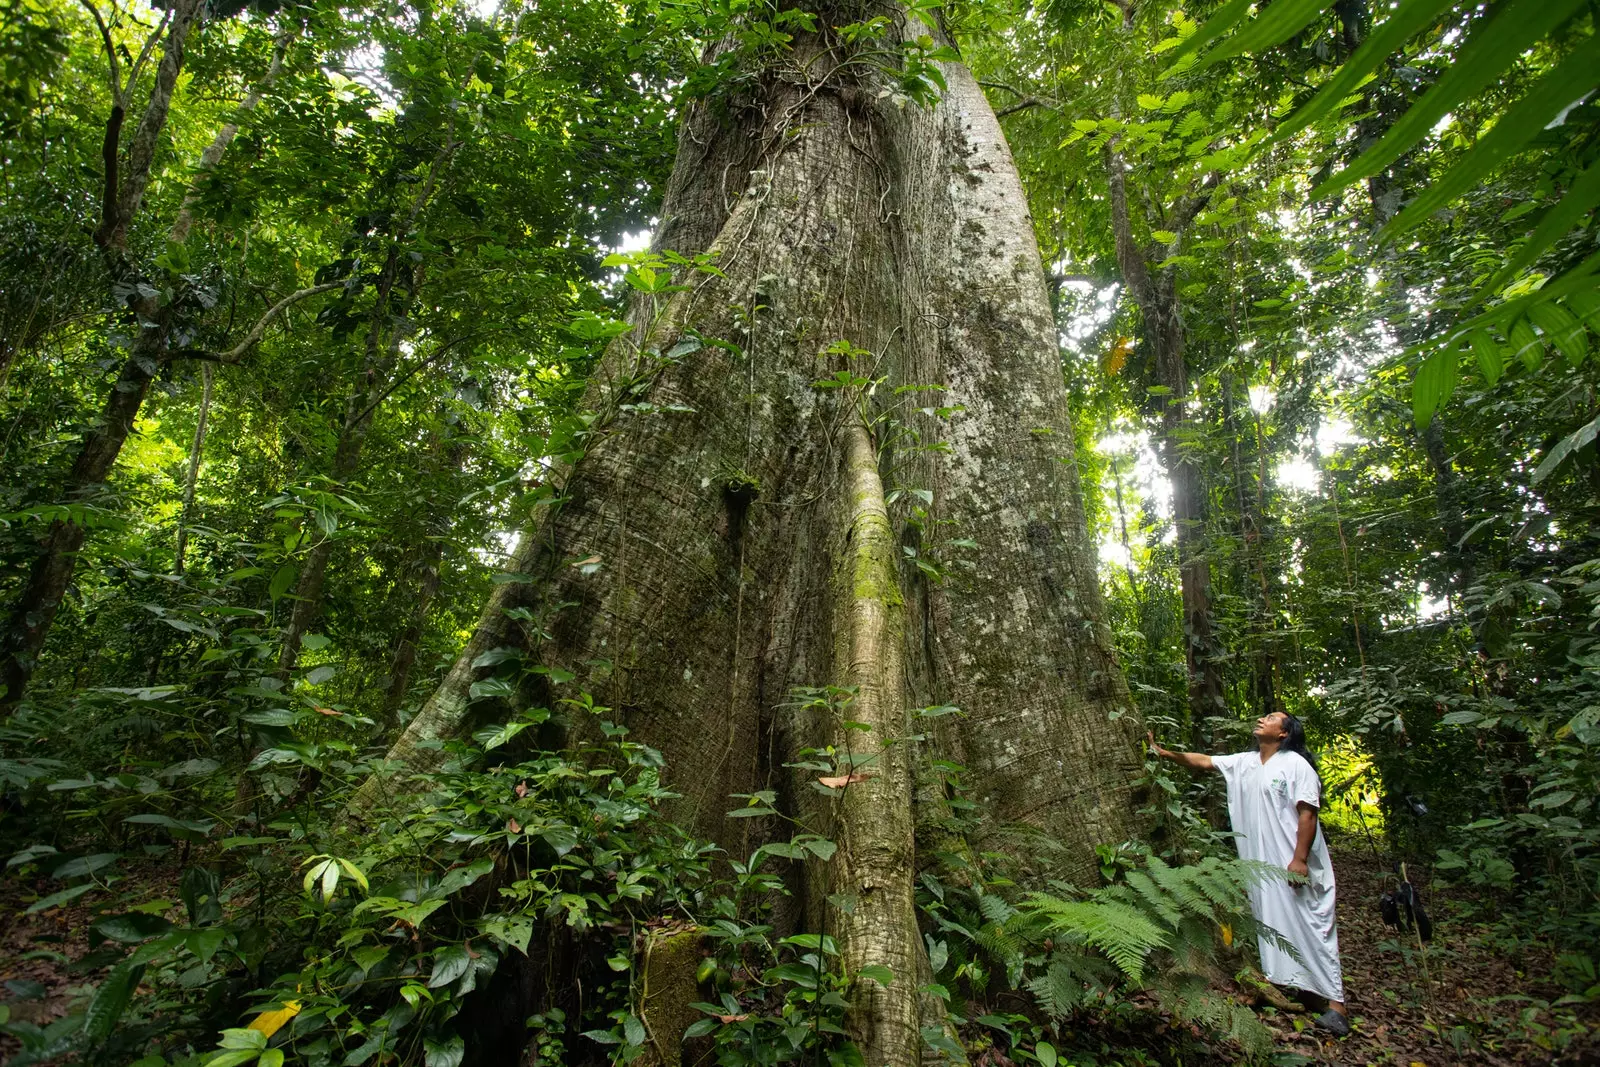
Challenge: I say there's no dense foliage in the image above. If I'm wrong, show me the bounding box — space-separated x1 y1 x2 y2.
1 0 1597 1064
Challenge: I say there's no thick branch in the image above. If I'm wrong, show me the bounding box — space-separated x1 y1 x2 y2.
177 282 341 363
114 0 201 248
93 104 124 248
996 97 1057 118
170 30 293 244
75 0 121 102
125 8 172 104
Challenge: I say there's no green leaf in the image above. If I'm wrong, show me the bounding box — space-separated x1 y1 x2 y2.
85 960 145 1042
94 913 174 943
268 564 297 601
1385 33 1600 238
725 806 777 818
203 1053 262 1067
1036 1042 1059 1067
856 964 894 986
424 1034 465 1067
1411 346 1459 430
1190 0 1331 73
1468 330 1502 386
429 944 471 988
1164 0 1253 67
25 883 96 914
52 852 119 879
1313 0 1589 201
1533 414 1600 485
124 813 217 836
186 927 227 963
1508 317 1545 371
471 646 522 668
1527 301 1588 366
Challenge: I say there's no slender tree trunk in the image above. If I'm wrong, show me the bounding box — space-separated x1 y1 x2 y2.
173 362 214 574
356 14 1144 1055
381 535 444 721
277 252 404 674
1 329 165 702
1222 378 1281 716
1107 154 1225 734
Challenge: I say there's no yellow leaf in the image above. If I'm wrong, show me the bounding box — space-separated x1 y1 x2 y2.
248 999 301 1038
1219 922 1233 948
1104 336 1132 376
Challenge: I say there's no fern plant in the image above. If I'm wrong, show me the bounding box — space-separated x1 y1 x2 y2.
1015 854 1295 1061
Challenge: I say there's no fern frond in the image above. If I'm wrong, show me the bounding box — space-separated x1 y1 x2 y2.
1124 869 1182 927
976 891 1015 926
1026 960 1086 1020
1021 895 1170 984
1146 855 1219 918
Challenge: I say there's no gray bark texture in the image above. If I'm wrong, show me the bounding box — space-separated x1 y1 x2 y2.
359 11 1145 1057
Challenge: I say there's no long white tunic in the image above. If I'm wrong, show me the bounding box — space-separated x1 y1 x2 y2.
1213 749 1344 1002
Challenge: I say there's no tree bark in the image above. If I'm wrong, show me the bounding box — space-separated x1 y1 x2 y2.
1 327 165 702
1107 152 1225 734
381 534 444 722
277 251 406 674
173 362 214 574
357 13 1145 1056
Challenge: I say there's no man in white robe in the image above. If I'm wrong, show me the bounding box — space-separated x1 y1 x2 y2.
1148 712 1350 1035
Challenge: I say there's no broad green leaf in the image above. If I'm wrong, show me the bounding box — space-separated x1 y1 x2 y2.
1313 0 1590 201
429 944 472 988
1528 301 1589 366
1190 0 1331 73
1468 330 1502 386
856 964 895 986
52 852 119 879
1385 33 1600 238
94 913 174 943
1411 347 1459 429
1508 317 1545 371
25 883 96 914
424 1035 465 1067
1532 414 1599 485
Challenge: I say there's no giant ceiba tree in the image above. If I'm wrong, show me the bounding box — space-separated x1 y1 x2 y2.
354 4 1146 1060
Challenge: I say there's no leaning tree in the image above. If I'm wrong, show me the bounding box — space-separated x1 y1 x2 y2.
355 4 1147 1061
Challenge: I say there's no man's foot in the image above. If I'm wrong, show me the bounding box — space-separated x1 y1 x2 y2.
1314 1008 1351 1036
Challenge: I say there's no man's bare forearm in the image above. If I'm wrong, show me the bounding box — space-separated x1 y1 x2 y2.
1146 732 1214 771
1293 803 1318 864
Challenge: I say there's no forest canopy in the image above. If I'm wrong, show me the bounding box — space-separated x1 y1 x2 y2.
0 0 1597 1065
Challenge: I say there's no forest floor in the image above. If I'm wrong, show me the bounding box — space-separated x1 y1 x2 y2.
1 840 1597 1065
1255 832 1599 1066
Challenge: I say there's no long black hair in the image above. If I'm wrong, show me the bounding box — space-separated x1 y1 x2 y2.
1259 711 1323 800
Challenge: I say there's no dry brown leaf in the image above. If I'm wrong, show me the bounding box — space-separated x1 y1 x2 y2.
818 772 874 788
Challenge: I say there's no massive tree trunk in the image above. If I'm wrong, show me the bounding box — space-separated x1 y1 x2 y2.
359 11 1144 1058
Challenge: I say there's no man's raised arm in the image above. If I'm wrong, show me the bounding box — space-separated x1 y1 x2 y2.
1146 731 1215 772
